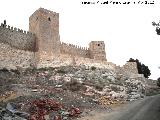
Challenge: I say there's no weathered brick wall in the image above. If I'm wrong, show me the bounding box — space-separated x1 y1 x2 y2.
29 8 61 61
74 57 115 69
0 24 36 51
89 41 106 61
115 62 139 77
0 43 35 69
29 8 107 61
37 53 116 69
60 42 89 58
0 8 141 73
122 62 138 74
36 54 73 68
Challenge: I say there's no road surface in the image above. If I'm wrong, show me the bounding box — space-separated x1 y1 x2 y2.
79 94 160 120
105 94 160 120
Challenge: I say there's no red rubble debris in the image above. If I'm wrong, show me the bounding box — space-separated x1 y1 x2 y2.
28 99 81 120
68 107 81 117
53 115 61 120
28 99 62 120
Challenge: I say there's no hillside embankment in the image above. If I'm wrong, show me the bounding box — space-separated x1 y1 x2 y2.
0 66 158 120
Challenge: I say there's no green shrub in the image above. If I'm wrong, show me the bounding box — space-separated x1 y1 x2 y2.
56 69 66 74
94 83 104 91
157 77 160 87
0 68 9 72
91 66 96 71
10 69 20 75
63 79 86 91
56 66 68 74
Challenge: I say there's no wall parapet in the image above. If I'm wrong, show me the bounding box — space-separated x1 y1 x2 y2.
115 62 139 77
0 23 36 51
0 43 35 69
0 8 107 69
0 23 34 35
60 42 90 58
123 62 138 74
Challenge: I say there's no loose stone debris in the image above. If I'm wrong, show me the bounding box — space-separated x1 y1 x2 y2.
0 65 157 120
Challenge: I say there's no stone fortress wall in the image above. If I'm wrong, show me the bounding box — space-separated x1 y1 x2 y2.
123 62 138 74
0 19 108 69
0 43 35 69
60 42 89 58
115 62 143 79
0 8 142 78
0 22 36 51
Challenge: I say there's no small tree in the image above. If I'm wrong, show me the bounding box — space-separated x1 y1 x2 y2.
152 21 160 35
157 77 160 87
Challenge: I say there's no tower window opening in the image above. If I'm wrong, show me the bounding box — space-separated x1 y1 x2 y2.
48 17 51 21
98 44 100 46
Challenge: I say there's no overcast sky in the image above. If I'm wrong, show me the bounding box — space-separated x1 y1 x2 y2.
0 0 160 79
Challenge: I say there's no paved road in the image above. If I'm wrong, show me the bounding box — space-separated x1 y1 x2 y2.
105 95 160 120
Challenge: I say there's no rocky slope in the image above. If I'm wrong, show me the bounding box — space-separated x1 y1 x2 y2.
0 65 154 120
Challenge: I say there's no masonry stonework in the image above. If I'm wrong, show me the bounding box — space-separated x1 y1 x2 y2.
28 8 107 62
123 62 138 74
60 42 89 58
0 23 35 51
29 8 61 62
0 8 140 76
89 41 106 61
0 43 35 69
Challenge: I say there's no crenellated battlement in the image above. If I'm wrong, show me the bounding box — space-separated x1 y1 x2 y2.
0 22 36 51
0 23 34 35
0 8 108 70
60 42 89 58
61 42 88 50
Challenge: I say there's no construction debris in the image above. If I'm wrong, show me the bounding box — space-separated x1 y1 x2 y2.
0 65 156 120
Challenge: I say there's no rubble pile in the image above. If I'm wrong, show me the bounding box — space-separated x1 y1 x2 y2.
124 78 145 101
0 102 29 120
0 91 17 102
0 65 148 119
98 96 119 106
0 99 82 120
28 99 81 120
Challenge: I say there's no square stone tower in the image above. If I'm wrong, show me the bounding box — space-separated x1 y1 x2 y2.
29 8 60 62
89 41 106 61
